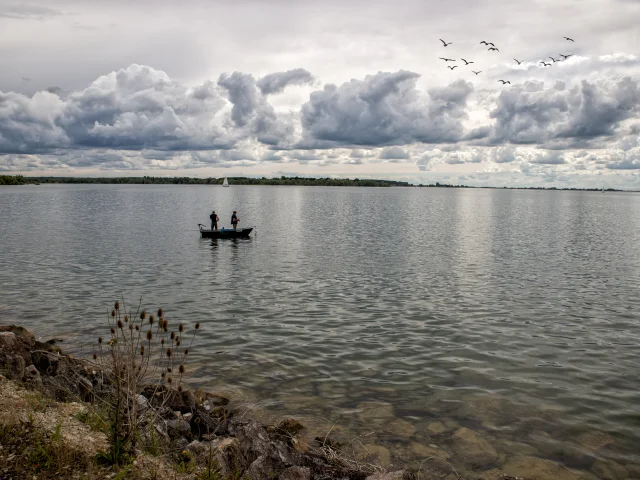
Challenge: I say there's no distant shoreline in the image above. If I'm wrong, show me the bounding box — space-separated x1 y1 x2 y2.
0 175 630 192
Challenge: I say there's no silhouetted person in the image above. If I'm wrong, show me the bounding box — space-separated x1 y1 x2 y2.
231 211 239 231
210 210 219 230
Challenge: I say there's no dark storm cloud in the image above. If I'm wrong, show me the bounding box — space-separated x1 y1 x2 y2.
299 71 473 147
256 69 315 95
484 77 640 146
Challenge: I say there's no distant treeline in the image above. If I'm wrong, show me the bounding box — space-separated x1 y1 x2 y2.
2 175 410 187
0 175 624 191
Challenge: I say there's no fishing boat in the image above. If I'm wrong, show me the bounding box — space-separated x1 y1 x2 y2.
223 176 229 187
198 224 252 238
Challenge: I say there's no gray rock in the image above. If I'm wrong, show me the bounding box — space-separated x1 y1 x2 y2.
186 440 206 456
279 466 310 480
24 364 41 384
365 471 414 480
451 427 498 469
166 419 192 440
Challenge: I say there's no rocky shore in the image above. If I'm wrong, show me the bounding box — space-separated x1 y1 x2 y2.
2 324 630 480
0 324 425 480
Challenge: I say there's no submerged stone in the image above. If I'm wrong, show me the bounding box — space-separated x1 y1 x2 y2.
502 455 585 480
451 427 498 468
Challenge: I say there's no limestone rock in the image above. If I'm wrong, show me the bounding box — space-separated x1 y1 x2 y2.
364 444 391 466
358 402 396 425
279 466 310 480
276 418 305 437
365 470 415 480
426 421 448 435
24 364 41 384
591 458 629 480
451 427 498 468
166 418 192 440
198 437 245 478
387 418 416 438
409 442 450 460
575 431 615 452
502 455 584 480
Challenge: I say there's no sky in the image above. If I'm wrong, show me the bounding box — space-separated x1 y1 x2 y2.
1 0 640 188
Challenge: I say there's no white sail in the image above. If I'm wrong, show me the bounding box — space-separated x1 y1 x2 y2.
223 176 229 187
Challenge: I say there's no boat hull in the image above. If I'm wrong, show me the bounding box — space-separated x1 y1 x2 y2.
199 227 252 238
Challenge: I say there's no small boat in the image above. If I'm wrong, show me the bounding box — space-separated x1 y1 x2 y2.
223 176 229 187
198 224 252 238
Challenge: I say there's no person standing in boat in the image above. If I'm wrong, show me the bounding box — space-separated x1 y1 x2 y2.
210 210 219 230
231 211 239 231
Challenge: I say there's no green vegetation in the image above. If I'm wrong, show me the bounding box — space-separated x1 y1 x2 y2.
13 175 410 187
0 175 26 185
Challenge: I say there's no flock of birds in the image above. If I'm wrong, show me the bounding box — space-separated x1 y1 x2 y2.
438 37 576 85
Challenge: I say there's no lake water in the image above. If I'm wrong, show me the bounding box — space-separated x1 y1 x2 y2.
1 184 639 478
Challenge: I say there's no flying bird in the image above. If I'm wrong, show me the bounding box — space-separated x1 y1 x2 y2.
514 58 522 65
480 41 495 46
439 57 456 62
498 80 511 84
488 47 499 51
549 56 558 63
563 37 575 42
472 71 482 75
540 61 551 67
447 66 458 70
559 54 573 59
461 58 474 65
440 39 452 46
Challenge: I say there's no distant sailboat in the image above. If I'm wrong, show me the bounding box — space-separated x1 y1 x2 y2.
223 176 229 187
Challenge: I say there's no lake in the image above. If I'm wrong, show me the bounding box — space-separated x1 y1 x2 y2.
1 184 639 477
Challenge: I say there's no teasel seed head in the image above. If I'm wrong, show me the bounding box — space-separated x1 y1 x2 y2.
178 385 183 392
140 346 145 356
93 353 97 360
117 320 124 329
149 316 154 325
129 323 134 331
115 301 120 310
184 348 189 355
135 325 139 331
176 340 181 346
140 311 146 320
111 309 116 317
124 315 128 322
167 348 173 358
167 377 172 384
98 337 103 344
146 330 152 341
110 328 115 335
161 372 166 378
161 339 165 346
157 308 163 317
170 332 175 340
179 365 185 374
167 367 172 373
179 323 184 333
195 323 200 330
163 320 169 329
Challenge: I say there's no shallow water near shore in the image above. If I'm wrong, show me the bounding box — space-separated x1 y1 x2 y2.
1 184 639 477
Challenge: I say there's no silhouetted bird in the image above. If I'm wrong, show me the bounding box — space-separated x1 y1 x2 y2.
559 54 573 59
461 58 474 65
448 66 458 70
498 80 511 84
563 37 575 42
439 57 456 62
540 61 551 67
514 58 522 65
440 39 452 46
549 56 558 63
472 71 482 75
488 47 499 51
480 41 495 46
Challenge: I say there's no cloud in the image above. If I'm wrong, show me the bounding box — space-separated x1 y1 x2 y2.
256 69 315 95
483 77 640 147
299 71 473 147
379 146 410 159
